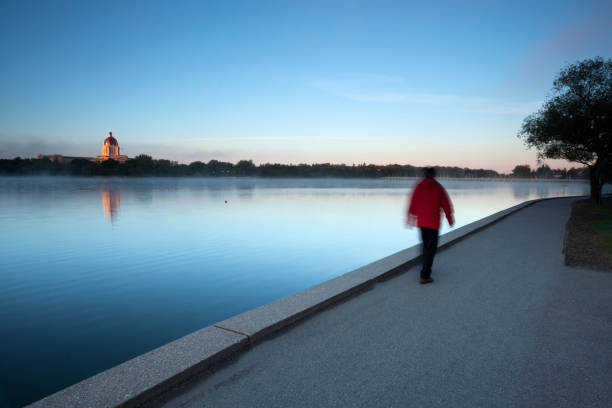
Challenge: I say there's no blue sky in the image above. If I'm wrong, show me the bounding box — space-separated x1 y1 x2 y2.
1 0 610 172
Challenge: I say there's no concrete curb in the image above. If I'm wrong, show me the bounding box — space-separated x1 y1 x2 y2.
27 196 581 408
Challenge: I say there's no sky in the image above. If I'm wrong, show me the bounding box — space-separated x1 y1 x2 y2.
1 0 611 173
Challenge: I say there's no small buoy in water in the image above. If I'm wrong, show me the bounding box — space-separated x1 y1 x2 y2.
225 200 227 203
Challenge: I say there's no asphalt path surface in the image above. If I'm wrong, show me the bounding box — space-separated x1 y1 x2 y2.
159 198 612 408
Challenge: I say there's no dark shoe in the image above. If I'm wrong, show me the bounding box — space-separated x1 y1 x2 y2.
419 277 434 284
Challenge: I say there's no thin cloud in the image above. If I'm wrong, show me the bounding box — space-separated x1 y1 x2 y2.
454 100 543 115
0 138 91 159
343 92 410 102
309 74 540 114
342 72 406 84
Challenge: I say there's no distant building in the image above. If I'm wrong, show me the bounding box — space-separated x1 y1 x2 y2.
38 131 129 163
97 132 128 163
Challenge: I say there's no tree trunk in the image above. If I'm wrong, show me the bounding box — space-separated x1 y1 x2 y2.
589 161 602 204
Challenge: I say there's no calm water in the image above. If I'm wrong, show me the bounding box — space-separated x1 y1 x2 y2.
0 177 600 407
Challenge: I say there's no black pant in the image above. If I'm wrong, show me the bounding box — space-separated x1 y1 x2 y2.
420 227 439 279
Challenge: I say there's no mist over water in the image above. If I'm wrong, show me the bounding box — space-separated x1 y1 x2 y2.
0 177 603 407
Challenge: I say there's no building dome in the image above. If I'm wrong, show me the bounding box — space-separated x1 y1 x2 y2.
98 131 127 162
104 132 118 146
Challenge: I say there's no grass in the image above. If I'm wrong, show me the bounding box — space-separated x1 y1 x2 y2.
586 203 612 254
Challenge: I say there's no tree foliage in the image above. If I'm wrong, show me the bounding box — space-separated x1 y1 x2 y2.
519 57 612 201
512 165 532 178
535 164 553 179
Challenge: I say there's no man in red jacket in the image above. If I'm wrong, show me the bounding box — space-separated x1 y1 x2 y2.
406 167 454 284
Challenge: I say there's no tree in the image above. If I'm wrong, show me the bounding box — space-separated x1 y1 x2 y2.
519 57 612 203
126 154 155 175
69 158 95 175
235 160 256 176
535 164 553 179
207 159 233 176
512 164 532 179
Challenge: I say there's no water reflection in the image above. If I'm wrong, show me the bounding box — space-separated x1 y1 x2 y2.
101 182 120 224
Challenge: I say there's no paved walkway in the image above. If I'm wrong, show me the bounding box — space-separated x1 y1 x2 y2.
158 198 612 408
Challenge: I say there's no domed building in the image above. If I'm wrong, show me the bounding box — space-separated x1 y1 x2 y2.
97 132 128 163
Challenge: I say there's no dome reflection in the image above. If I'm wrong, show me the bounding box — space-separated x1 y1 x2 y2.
101 182 120 224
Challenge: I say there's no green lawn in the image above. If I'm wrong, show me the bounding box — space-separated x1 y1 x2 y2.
586 204 612 253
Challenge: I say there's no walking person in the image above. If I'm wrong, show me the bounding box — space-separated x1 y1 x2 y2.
406 167 454 284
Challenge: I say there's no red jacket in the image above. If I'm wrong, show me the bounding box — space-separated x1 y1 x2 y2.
407 178 454 230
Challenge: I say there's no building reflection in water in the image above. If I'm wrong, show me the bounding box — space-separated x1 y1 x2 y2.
101 182 120 224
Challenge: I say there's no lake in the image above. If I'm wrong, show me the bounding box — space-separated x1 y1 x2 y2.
0 177 602 407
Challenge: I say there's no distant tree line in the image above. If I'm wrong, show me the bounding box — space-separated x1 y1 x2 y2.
511 164 590 179
0 154 592 179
